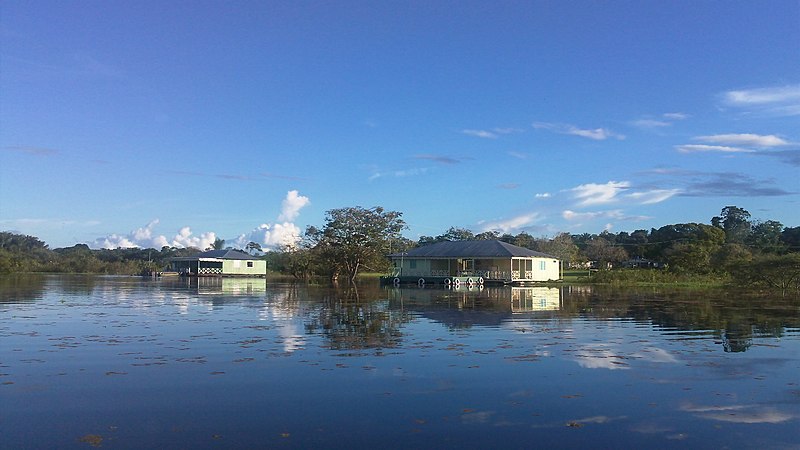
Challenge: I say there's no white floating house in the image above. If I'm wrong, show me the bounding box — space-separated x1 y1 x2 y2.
386 240 561 285
169 249 266 277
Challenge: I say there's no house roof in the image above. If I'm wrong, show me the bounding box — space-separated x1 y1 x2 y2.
392 240 557 259
173 249 260 261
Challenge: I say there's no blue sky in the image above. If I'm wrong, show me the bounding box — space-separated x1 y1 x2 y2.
1 1 798 249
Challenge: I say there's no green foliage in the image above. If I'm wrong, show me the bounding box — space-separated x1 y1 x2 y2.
589 268 723 286
729 253 800 295
418 227 475 245
712 205 752 244
307 206 406 283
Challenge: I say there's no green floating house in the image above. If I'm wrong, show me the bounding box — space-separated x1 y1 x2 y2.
385 240 562 286
169 249 266 277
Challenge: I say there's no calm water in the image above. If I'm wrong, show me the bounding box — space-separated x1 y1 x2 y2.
1 275 799 449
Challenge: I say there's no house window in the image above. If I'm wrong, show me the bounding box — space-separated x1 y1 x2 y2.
410 260 417 269
539 261 546 271
247 261 254 268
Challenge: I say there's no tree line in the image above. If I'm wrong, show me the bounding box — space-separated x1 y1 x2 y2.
2 205 799 293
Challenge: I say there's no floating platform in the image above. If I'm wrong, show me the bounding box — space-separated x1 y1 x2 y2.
380 275 488 287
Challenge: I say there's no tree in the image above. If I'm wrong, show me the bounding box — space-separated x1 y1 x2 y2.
474 230 500 240
245 241 263 255
782 226 800 253
658 223 725 274
537 232 580 263
712 206 752 244
211 238 226 250
747 220 786 254
730 253 800 296
313 206 406 283
584 236 628 269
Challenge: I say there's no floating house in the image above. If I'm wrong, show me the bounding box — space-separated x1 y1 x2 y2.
169 249 266 277
385 240 561 286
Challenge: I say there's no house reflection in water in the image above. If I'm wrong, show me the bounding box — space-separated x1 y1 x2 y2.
167 276 268 296
385 285 562 314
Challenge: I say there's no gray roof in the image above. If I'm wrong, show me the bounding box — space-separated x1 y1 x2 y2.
392 240 557 259
190 249 259 260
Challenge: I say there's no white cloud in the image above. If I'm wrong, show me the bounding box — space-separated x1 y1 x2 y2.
235 190 310 250
569 181 630 206
278 190 310 222
625 188 681 204
722 84 800 116
92 220 215 250
724 84 800 105
562 209 624 221
662 112 689 120
462 127 522 139
171 226 216 250
462 129 497 139
675 144 754 153
693 133 790 148
632 119 671 128
479 213 539 234
233 222 303 250
535 192 551 198
369 167 431 181
507 151 528 159
533 122 625 140
91 190 309 251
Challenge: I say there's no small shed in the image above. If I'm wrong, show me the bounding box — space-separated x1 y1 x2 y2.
169 249 266 277
387 240 561 285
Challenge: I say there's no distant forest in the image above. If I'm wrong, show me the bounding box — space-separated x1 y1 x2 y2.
2 206 799 293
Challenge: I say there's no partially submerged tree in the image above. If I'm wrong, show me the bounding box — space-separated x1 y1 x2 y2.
730 253 800 296
312 206 406 283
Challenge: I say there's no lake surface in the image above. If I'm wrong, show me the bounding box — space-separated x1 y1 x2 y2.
2 275 799 449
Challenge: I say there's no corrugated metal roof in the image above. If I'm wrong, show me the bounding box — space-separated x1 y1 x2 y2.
392 240 557 259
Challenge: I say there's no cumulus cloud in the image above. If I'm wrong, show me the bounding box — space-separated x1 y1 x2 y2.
278 190 310 222
533 122 625 140
91 190 309 251
233 222 303 250
693 133 790 148
92 219 216 250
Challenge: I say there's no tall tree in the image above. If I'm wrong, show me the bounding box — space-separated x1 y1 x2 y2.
314 206 406 283
537 232 580 263
211 238 226 250
747 220 786 254
712 206 752 244
245 241 263 255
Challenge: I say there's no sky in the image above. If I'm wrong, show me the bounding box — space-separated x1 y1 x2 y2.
1 1 799 250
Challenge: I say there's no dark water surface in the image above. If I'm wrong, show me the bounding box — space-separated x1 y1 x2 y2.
2 275 799 449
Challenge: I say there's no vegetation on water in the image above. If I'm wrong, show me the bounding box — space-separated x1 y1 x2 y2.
1 205 799 294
